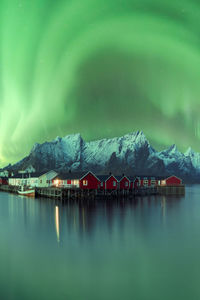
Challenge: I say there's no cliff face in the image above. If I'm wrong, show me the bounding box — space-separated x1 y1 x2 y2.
7 131 200 182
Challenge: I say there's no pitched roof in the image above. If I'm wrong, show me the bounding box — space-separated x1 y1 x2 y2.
127 176 138 182
10 171 45 179
54 172 87 180
96 175 110 182
136 175 157 180
115 176 123 181
115 175 131 182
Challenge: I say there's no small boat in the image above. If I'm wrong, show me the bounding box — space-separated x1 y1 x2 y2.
18 185 35 197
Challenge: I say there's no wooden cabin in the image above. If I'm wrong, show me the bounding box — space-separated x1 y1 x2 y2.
97 175 109 190
157 175 182 186
128 176 140 189
97 174 118 190
105 175 118 190
116 175 130 190
79 172 100 190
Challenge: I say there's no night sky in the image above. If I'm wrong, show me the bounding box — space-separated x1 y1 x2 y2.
0 0 200 166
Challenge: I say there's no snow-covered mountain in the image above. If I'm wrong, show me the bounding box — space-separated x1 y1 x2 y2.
6 131 200 182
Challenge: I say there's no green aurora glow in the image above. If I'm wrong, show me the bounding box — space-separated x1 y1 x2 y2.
0 0 200 166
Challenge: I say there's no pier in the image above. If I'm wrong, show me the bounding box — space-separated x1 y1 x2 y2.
0 184 185 200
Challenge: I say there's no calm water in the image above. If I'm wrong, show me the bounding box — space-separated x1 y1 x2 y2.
0 186 200 300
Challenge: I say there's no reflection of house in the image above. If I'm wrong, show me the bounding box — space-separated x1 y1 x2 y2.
9 170 58 187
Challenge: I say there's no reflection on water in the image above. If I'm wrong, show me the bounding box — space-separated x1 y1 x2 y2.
0 187 200 300
55 206 60 243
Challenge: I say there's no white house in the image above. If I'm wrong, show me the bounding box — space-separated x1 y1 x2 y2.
9 170 58 187
38 170 58 187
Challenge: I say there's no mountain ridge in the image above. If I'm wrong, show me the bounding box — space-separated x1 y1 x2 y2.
3 131 200 182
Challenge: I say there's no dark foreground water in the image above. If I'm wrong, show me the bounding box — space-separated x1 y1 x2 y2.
0 186 200 300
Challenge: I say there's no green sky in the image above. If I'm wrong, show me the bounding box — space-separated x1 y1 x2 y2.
0 0 200 166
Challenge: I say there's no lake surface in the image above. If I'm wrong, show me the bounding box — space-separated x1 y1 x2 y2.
0 186 200 300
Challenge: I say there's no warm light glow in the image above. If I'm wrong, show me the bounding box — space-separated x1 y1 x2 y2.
54 179 59 187
55 206 60 243
161 180 166 186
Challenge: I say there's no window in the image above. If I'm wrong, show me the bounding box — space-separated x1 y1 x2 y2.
101 182 103 187
143 180 148 186
125 182 128 187
151 180 156 186
83 180 88 186
161 180 166 186
113 181 116 187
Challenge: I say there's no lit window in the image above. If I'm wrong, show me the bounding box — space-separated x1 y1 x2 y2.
83 180 88 186
143 180 148 186
125 182 128 187
54 180 59 186
161 180 166 186
113 181 116 187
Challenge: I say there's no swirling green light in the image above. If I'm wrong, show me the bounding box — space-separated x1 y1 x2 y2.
0 0 200 165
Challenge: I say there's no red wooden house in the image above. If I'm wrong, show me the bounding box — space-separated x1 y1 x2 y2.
0 177 8 185
116 176 130 190
79 172 100 189
157 175 182 186
97 174 118 190
128 176 140 189
106 175 118 190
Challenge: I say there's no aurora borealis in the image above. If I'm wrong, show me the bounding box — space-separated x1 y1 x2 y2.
1 0 200 166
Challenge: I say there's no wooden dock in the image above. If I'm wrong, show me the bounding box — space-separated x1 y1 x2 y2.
157 185 185 196
0 184 185 200
35 186 161 200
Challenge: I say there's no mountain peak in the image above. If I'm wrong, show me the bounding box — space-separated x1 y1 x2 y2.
167 144 179 154
185 147 195 157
